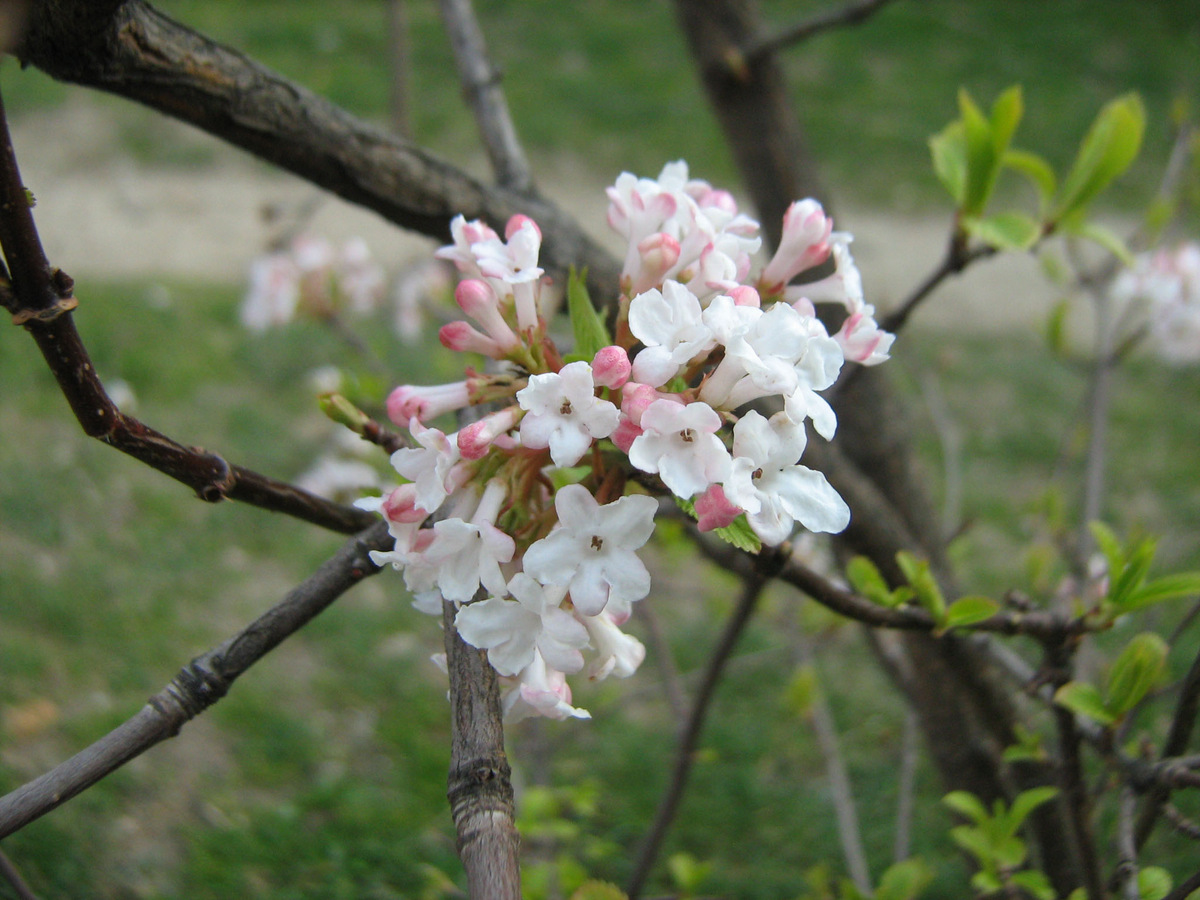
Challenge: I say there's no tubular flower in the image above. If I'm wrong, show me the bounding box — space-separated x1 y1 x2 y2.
517 361 619 466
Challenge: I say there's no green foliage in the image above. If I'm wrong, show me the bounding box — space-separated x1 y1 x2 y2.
674 496 762 554
943 787 1058 899
1055 632 1168 726
1090 522 1200 619
565 266 611 362
1051 93 1146 222
845 555 913 608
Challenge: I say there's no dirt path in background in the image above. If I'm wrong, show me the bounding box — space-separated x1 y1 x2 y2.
12 99 1062 334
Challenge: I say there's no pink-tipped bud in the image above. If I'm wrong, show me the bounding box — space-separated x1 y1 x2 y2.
387 381 471 425
694 188 738 216
628 232 681 295
439 321 505 358
619 382 661 426
610 417 643 454
729 285 761 308
457 406 523 460
759 199 833 293
454 279 521 351
790 296 817 317
695 483 743 532
505 214 542 242
592 346 632 389
381 484 430 524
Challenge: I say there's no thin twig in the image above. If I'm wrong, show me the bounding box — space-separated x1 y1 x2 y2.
741 0 900 61
893 708 920 862
880 232 992 335
0 90 375 536
437 0 534 193
0 520 391 839
1136 642 1200 846
795 634 872 893
626 566 773 900
0 848 40 900
1113 786 1140 900
1162 866 1200 900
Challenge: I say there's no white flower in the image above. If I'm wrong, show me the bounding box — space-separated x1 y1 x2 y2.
242 253 299 331
627 399 731 500
628 280 715 386
455 574 589 676
517 361 619 466
502 649 591 722
759 199 833 292
724 410 849 544
523 484 657 617
390 418 463 515
578 611 646 680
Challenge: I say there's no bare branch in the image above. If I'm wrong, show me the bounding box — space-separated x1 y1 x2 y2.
17 0 621 296
0 519 391 839
0 90 375 534
626 563 776 900
1136 642 1200 846
742 0 901 62
437 0 534 193
0 849 41 900
880 232 994 335
893 709 920 862
442 596 520 899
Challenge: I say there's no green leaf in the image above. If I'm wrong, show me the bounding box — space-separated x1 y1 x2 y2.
846 556 894 606
988 86 1024 155
1053 93 1146 220
1109 535 1157 608
950 825 993 864
1045 297 1071 356
896 551 945 622
1003 148 1057 211
1105 632 1168 715
943 790 989 825
673 497 761 553
567 266 610 359
667 852 711 893
1011 870 1056 900
963 212 1042 251
942 595 1001 630
1006 786 1059 833
1059 217 1134 265
1054 681 1117 726
1090 521 1125 580
1122 571 1200 612
1137 866 1173 900
960 88 999 216
875 859 934 900
930 121 967 205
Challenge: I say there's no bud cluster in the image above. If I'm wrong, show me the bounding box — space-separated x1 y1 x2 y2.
361 162 894 721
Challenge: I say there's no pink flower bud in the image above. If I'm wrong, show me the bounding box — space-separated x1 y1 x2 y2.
729 285 761 308
455 279 520 351
387 381 470 424
591 346 632 389
619 382 662 426
439 321 505 358
505 214 542 242
381 484 430 524
759 199 833 293
695 483 743 532
457 406 523 460
610 417 643 454
628 232 681 295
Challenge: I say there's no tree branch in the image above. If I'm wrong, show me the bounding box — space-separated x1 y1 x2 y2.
626 562 776 900
442 596 520 900
0 89 376 535
436 0 533 193
0 519 392 839
741 0 901 62
17 0 621 297
0 849 41 900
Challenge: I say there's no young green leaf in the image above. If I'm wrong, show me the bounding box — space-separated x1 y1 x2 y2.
1137 867 1173 900
785 664 821 718
1122 571 1200 612
942 595 1001 630
1054 681 1117 726
846 556 893 605
1005 786 1059 834
988 86 1024 156
567 266 611 359
1052 93 1145 221
1105 632 1168 715
930 120 968 206
943 790 989 825
569 882 628 900
1010 870 1056 900
674 498 762 554
874 859 933 900
896 551 945 622
959 88 1000 216
1003 148 1057 212
963 212 1042 251
1058 218 1134 265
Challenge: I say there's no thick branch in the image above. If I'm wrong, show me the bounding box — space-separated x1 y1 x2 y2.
0 519 391 839
17 0 621 296
442 598 520 900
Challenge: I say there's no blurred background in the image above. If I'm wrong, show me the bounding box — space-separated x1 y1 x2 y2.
1 1 1198 897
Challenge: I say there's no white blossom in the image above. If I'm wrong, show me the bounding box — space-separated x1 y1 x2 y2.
517 361 619 466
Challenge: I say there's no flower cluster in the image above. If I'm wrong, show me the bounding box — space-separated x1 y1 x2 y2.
361 162 893 721
1110 241 1200 365
242 234 385 331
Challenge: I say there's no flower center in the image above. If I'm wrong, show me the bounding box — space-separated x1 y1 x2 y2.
752 467 764 481
560 398 574 416
679 428 696 443
590 534 604 551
